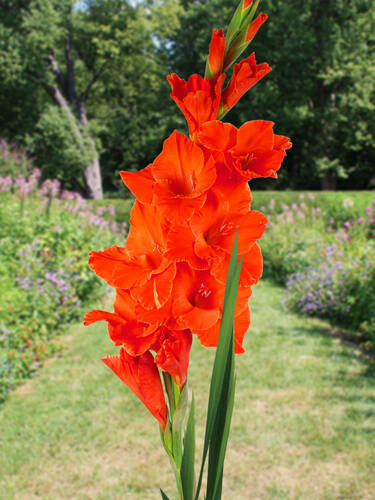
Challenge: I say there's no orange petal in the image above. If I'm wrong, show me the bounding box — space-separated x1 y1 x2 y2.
154 184 207 223
84 308 154 353
120 164 154 204
126 201 168 255
130 263 176 310
234 305 250 354
103 349 167 430
208 28 225 78
240 243 263 286
245 13 268 43
243 149 285 179
197 121 237 151
153 131 207 196
234 120 275 154
165 224 209 270
173 295 221 331
89 246 151 288
273 134 293 152
155 330 192 389
221 54 271 109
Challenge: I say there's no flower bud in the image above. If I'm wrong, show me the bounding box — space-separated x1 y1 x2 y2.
205 28 226 79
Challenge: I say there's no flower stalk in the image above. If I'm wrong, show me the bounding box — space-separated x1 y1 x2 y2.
84 0 291 498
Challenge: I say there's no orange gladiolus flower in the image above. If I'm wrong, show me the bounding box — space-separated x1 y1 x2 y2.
103 348 167 430
221 53 271 111
85 0 292 437
197 120 292 180
152 131 217 223
164 191 267 278
167 73 225 138
169 263 251 353
89 202 176 310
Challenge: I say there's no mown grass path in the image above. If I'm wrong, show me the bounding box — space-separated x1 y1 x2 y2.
1 280 374 500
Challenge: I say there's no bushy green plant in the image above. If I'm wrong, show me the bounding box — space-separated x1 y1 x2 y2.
260 201 330 282
285 241 375 347
259 193 375 352
0 175 127 402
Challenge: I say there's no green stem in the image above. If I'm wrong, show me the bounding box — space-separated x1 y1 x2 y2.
162 373 185 500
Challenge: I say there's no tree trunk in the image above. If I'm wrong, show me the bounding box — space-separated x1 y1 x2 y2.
84 153 103 199
321 170 337 190
46 51 103 199
78 103 103 199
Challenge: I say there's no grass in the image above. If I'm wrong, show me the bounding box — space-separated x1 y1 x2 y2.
1 280 375 499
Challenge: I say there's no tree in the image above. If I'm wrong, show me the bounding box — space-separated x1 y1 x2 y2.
0 0 148 198
0 0 182 196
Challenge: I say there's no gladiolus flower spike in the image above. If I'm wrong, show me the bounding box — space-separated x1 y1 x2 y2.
84 0 291 498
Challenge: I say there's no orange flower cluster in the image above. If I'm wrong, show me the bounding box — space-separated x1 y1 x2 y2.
84 16 291 430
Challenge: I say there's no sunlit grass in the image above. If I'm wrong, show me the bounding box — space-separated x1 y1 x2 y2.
0 280 374 499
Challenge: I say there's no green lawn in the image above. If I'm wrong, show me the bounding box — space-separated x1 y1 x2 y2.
1 280 374 500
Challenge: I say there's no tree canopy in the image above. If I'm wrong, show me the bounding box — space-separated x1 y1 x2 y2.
0 0 374 194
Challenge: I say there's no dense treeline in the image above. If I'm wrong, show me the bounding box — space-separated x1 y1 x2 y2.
0 0 374 197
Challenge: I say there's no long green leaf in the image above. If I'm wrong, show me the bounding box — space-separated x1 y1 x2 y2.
212 352 236 498
195 234 243 500
160 488 170 500
206 333 236 499
181 394 196 500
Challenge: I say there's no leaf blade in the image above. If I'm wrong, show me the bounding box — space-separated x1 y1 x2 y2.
181 394 196 500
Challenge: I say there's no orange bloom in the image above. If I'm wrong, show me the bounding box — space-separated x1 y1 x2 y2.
169 263 251 352
103 348 167 430
190 191 267 260
171 263 222 332
152 131 216 223
207 28 226 79
167 73 225 138
165 191 267 276
89 202 176 310
197 120 292 180
154 328 192 389
221 53 271 111
84 290 161 356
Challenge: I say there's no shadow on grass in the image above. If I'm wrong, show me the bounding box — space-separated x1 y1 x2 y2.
283 310 375 374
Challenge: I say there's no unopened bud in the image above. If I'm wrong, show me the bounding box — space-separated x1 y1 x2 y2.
205 28 226 79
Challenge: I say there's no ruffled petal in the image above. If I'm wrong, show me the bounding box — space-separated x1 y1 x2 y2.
130 263 177 310
88 246 151 288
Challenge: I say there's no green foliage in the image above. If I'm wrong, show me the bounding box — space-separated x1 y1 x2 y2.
285 241 375 350
26 106 94 190
0 0 374 192
0 138 33 179
257 191 375 351
0 185 125 403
